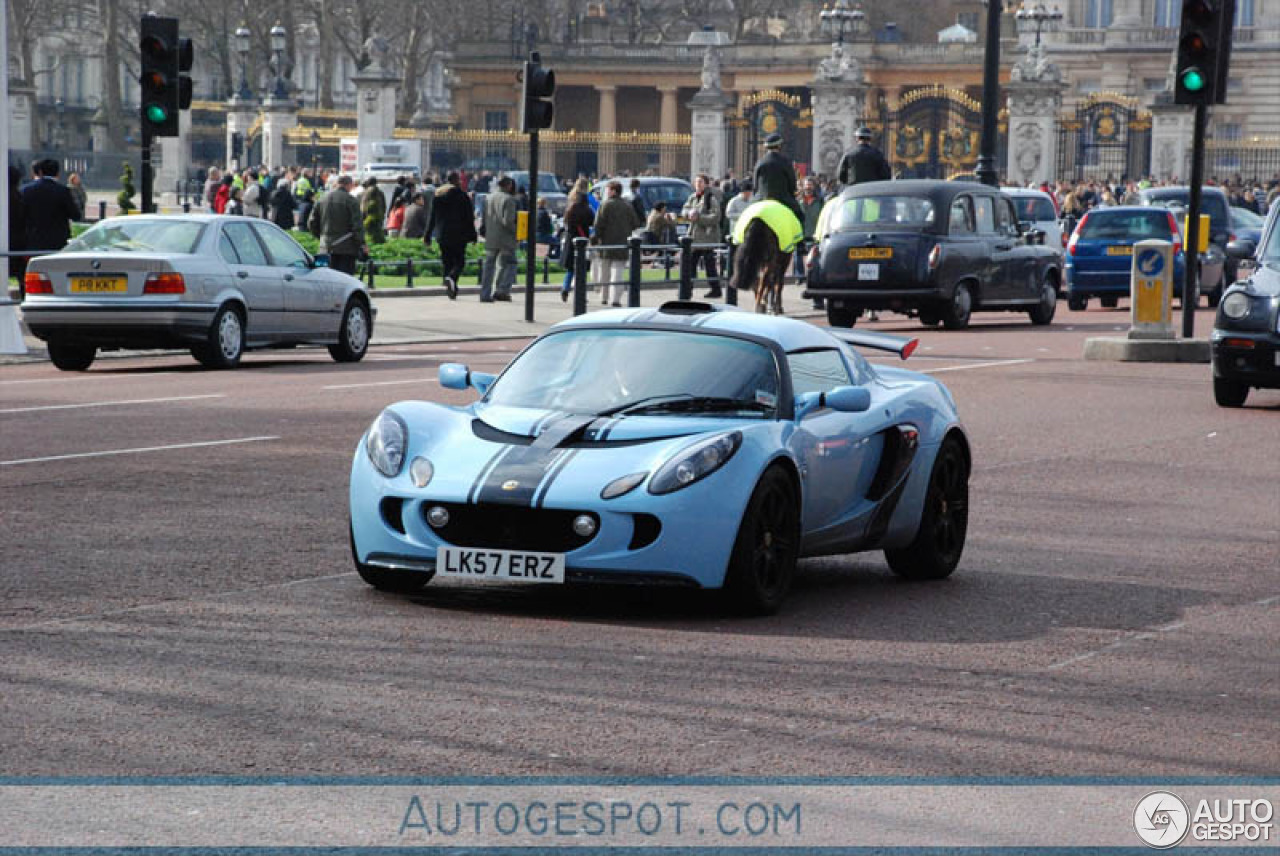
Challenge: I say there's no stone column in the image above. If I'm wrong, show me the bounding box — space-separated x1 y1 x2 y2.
225 97 257 172
261 95 299 170
658 86 680 174
596 85 618 174
156 109 193 200
8 82 38 151
350 36 401 169
1004 49 1066 187
810 41 868 181
1108 0 1144 42
687 30 732 182
1149 100 1194 182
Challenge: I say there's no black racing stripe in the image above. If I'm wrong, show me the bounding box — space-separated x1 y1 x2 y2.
534 449 580 508
476 414 594 506
467 446 514 504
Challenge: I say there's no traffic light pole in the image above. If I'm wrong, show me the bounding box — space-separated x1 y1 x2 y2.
1182 102 1208 339
525 130 539 323
141 127 154 214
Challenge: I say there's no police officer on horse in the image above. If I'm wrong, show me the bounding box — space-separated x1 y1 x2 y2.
837 126 892 186
753 133 806 230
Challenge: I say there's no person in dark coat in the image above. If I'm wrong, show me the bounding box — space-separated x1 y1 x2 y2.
837 126 892 187
270 181 296 231
8 166 28 287
21 159 81 254
424 171 477 300
752 134 805 228
560 178 595 301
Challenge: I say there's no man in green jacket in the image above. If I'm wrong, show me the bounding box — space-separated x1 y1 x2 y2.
479 176 518 303
308 175 366 276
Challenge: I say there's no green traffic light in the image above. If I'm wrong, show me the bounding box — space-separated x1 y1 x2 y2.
1180 67 1207 92
145 103 169 124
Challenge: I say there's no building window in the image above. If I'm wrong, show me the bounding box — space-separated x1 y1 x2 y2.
1237 0 1254 26
1143 77 1168 92
1077 78 1101 94
1219 123 1242 142
1227 77 1244 94
1152 0 1176 26
1084 0 1113 27
484 110 509 131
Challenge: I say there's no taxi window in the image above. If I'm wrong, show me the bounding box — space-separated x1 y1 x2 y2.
949 197 974 234
833 195 935 230
973 196 996 234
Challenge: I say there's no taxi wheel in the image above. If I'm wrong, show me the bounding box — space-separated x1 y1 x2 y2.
1101 296 1119 309
1027 279 1057 326
826 304 859 328
918 309 941 327
1067 295 1088 311
193 304 245 369
328 298 371 363
350 524 429 593
941 283 972 330
724 467 800 615
47 341 96 372
1213 377 1249 408
886 437 968 581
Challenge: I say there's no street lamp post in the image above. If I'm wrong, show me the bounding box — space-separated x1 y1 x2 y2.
53 98 67 150
975 0 1005 186
269 23 289 100
1014 2 1063 48
310 128 319 174
820 0 865 47
235 26 253 101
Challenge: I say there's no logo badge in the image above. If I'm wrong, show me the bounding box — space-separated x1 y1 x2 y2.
1134 791 1190 849
91 259 101 270
501 480 520 491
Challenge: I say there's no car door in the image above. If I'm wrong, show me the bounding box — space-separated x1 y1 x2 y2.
973 193 1016 302
943 194 986 289
252 221 337 339
218 222 284 341
996 195 1039 301
787 349 879 538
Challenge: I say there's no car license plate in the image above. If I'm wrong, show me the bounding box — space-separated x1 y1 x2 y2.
858 264 880 281
1106 246 1133 256
848 247 892 260
436 546 565 583
69 275 128 293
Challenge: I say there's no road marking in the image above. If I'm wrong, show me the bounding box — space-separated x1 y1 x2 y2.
918 358 1035 374
0 394 224 415
322 378 430 391
0 372 181 386
0 436 279 467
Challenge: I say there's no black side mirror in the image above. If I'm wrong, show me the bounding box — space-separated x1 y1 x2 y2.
1226 239 1256 260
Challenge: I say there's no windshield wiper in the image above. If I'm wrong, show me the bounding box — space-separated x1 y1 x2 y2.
617 395 772 415
596 393 695 417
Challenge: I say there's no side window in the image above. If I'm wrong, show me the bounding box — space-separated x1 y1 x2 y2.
218 232 241 264
949 197 974 235
789 349 853 397
253 223 310 268
222 223 268 266
994 197 1015 235
973 195 996 234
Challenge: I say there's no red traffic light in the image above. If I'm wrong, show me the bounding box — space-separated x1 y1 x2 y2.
140 34 170 62
1180 31 1209 55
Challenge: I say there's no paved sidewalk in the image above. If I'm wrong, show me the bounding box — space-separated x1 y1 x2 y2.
1 282 825 366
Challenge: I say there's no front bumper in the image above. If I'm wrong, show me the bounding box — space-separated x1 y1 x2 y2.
22 300 218 348
1211 330 1280 388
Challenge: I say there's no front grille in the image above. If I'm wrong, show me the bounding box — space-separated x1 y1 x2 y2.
424 502 599 553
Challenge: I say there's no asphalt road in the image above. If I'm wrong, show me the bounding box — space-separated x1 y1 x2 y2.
1 306 1277 778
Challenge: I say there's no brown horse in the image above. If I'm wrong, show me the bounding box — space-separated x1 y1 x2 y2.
729 216 793 315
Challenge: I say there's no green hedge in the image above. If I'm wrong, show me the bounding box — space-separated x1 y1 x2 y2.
287 232 486 262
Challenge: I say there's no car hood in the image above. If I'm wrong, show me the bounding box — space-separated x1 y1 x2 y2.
473 403 748 444
1237 262 1280 297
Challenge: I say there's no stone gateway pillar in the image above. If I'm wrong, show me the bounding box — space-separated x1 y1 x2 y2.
351 35 401 156
261 97 299 171
687 30 732 182
810 43 867 180
225 96 256 173
1149 101 1194 183
1004 45 1065 187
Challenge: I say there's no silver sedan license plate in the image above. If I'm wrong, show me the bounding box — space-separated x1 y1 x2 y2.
436 547 565 583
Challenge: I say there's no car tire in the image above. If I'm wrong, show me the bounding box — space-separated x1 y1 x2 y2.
328 298 371 363
1027 279 1057 326
885 436 968 581
918 308 941 327
724 467 800 615
941 283 972 330
47 341 97 371
349 524 429 593
1100 296 1119 309
1067 294 1088 311
826 304 859 328
192 304 245 369
1213 377 1249 408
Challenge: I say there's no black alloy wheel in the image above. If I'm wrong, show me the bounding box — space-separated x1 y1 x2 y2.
725 467 800 615
885 437 968 580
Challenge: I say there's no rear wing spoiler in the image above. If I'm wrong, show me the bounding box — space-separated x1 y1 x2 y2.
827 329 919 360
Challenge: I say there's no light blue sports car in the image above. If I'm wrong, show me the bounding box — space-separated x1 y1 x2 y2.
348 301 970 613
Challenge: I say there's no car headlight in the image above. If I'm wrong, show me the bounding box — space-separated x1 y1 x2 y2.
366 410 408 477
649 432 742 495
1221 291 1252 320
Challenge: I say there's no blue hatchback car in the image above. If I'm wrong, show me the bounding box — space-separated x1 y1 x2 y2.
1065 206 1186 310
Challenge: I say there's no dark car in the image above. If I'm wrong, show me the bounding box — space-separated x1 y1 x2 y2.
804 180 1062 330
506 170 568 215
1064 206 1188 311
1212 206 1280 407
1139 185 1234 305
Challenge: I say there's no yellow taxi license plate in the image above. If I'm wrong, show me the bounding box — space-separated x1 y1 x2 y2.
69 276 128 293
1106 246 1133 256
848 247 892 260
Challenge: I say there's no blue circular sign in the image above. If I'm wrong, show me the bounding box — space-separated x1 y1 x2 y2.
1136 248 1165 277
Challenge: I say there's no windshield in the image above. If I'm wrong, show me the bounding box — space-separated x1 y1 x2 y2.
65 220 205 254
1008 195 1057 222
832 195 936 230
487 328 780 417
1261 223 1280 262
1079 210 1173 240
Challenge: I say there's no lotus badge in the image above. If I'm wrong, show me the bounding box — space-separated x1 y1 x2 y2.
501 480 520 491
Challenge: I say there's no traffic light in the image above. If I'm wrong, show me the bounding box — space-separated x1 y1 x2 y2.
520 52 555 133
1174 0 1235 105
139 15 180 136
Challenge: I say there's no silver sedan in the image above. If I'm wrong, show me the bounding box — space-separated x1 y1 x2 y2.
22 215 374 371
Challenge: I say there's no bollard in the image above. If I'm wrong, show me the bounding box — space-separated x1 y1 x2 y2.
98 200 107 221
678 235 694 301
405 257 414 289
724 242 737 306
664 245 674 280
627 236 643 308
542 255 549 285
573 237 589 317
367 260 377 290
182 201 190 214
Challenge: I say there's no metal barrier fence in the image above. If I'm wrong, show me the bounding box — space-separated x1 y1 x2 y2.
567 236 741 317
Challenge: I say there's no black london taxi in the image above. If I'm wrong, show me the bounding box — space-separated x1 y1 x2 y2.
1213 207 1280 408
804 180 1064 330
